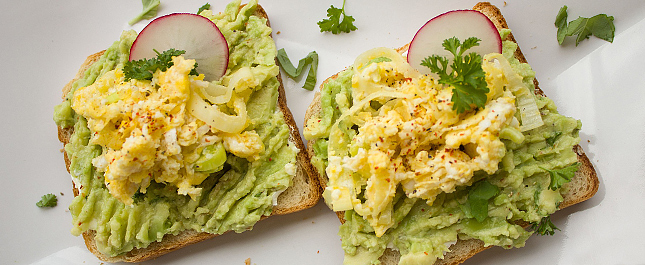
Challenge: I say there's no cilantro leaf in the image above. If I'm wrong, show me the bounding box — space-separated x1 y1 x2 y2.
462 180 499 222
276 48 319 90
123 49 198 81
554 6 615 46
589 14 616 42
555 6 569 44
545 131 562 146
542 162 580 190
318 0 357 34
129 0 161 26
197 3 211 14
37 193 58 208
531 216 560 236
420 37 490 114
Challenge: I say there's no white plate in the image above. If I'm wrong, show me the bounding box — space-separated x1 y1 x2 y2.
2 1 645 264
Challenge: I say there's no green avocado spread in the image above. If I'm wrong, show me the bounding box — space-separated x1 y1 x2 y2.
53 0 297 257
305 29 581 265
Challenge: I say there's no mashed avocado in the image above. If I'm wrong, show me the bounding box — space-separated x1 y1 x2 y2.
53 0 297 257
305 29 581 265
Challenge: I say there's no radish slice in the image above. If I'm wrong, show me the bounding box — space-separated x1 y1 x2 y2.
407 10 502 75
130 13 229 81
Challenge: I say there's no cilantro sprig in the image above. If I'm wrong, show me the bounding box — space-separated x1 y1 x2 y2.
542 162 580 190
318 0 357 34
531 216 560 236
123 49 198 81
555 5 615 46
129 0 160 26
197 3 211 14
421 37 490 114
36 193 58 208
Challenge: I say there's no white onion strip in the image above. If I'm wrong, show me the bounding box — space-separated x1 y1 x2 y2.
187 91 247 134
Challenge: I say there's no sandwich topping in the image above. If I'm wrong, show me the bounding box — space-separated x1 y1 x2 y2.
71 55 266 205
305 29 582 264
316 47 520 237
54 0 297 257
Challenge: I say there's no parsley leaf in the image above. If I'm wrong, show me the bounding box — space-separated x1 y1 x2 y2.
36 193 58 208
197 3 211 14
531 216 560 235
542 162 580 190
123 49 198 81
276 48 319 90
129 0 161 26
421 37 490 114
318 0 357 34
462 180 499 222
555 5 615 46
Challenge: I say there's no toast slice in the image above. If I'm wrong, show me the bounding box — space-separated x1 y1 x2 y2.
304 2 598 265
56 4 321 263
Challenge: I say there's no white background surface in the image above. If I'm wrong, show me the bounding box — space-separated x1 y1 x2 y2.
1 0 645 264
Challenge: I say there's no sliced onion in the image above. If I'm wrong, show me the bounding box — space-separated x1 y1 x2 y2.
353 47 406 70
199 82 232 105
485 54 543 131
352 47 420 105
187 91 247 133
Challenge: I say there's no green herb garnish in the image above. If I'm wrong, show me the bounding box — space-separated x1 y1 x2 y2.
542 162 580 190
129 0 161 26
197 3 211 14
276 48 319 91
531 216 560 235
545 131 563 146
421 37 489 114
462 180 499 222
318 0 357 34
555 5 615 46
37 193 58 208
123 49 198 81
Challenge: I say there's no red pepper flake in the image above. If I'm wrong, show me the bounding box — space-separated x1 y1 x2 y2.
269 158 273 161
424 252 428 255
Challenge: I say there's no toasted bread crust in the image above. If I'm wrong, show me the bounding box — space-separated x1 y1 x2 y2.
57 4 321 263
304 2 598 265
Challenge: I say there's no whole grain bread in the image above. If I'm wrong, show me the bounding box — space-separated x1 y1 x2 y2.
56 4 321 263
303 2 599 265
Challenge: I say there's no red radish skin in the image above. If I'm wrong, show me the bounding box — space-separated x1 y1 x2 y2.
407 10 502 75
130 13 229 81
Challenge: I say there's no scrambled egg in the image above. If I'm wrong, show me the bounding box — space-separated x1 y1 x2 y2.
72 56 264 205
323 48 523 236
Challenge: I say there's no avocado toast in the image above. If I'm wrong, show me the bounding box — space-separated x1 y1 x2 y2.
303 2 598 264
54 1 321 262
